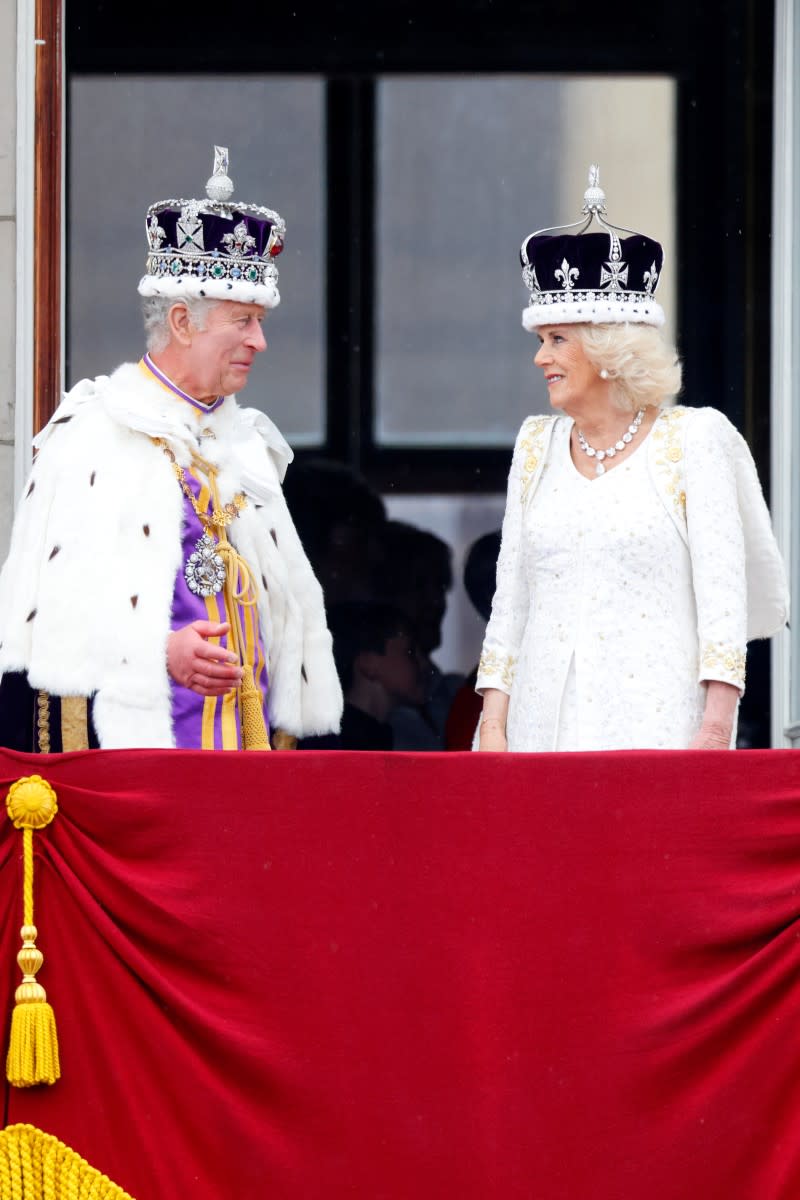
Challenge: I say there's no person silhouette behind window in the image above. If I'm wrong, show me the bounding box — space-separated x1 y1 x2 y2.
300 603 428 750
370 520 462 750
445 531 501 750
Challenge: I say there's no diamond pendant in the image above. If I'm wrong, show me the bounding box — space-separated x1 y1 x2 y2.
595 462 606 476
185 532 226 597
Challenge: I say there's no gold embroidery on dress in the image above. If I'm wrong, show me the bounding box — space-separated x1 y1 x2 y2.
651 406 688 517
478 649 516 688
519 416 551 501
701 642 746 687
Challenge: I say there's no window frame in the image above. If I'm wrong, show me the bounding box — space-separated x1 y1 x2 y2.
62 0 774 497
770 0 798 745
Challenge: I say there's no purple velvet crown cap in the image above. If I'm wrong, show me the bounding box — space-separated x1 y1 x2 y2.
137 146 286 309
519 166 666 330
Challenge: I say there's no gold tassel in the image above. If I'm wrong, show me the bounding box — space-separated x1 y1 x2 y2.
239 673 271 750
0 1123 137 1198
214 518 270 751
5 776 61 1087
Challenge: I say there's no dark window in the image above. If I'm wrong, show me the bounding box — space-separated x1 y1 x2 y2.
66 0 774 492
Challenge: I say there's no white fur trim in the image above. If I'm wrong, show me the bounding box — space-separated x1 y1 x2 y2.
0 364 342 746
238 409 294 485
137 274 280 309
521 297 665 330
93 689 175 749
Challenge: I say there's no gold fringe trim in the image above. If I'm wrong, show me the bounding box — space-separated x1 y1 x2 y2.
0 1124 137 1199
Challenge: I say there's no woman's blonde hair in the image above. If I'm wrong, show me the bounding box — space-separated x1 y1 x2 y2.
572 323 682 412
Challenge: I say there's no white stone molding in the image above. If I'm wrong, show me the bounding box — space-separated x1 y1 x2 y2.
770 0 799 745
14 0 36 502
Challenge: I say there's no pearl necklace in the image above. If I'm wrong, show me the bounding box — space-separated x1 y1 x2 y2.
576 409 646 476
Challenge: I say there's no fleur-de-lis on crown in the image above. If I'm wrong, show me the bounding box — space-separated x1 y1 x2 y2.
222 220 257 258
643 262 659 294
147 214 166 250
554 258 579 290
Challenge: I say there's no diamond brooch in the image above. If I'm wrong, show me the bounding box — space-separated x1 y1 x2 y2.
185 533 226 597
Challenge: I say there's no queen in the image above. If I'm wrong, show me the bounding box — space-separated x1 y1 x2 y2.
476 168 788 752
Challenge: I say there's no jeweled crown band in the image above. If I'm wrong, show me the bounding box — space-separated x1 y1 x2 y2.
143 249 279 290
521 290 665 330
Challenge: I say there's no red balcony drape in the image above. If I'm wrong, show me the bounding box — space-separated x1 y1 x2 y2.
1 747 799 1199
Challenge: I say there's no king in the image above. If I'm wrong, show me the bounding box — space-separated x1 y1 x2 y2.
0 147 342 752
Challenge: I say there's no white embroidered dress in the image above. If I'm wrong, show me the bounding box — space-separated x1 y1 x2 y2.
476 407 787 752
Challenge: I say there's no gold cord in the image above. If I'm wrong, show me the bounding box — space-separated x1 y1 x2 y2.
36 692 51 754
154 439 270 750
206 470 270 751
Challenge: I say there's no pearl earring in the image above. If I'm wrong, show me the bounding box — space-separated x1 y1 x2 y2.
600 369 609 380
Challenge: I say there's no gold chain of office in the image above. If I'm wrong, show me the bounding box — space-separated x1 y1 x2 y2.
152 438 247 531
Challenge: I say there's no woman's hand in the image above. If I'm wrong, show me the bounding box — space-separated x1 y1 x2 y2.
478 716 508 752
167 621 243 696
477 688 510 752
688 720 734 750
689 680 739 750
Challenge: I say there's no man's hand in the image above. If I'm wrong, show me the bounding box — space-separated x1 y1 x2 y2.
167 621 243 696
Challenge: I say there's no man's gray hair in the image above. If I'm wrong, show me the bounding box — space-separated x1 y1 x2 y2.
141 295 220 353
